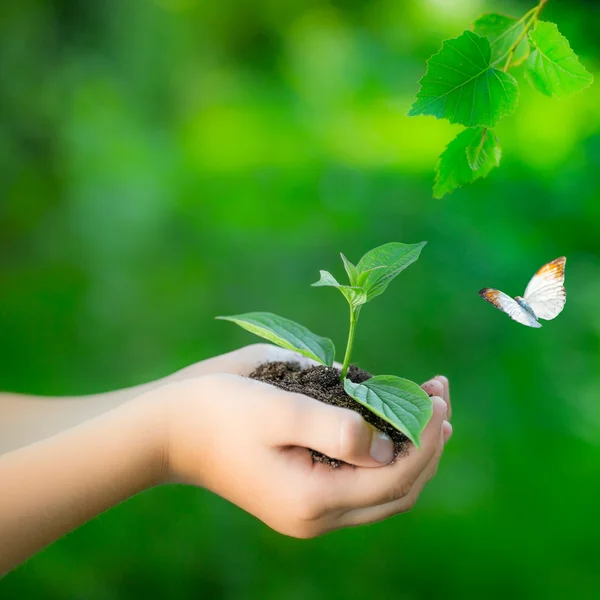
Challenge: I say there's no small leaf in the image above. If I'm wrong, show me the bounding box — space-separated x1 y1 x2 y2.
355 265 386 288
312 270 342 288
344 376 433 448
466 127 502 171
311 270 367 307
356 242 426 302
216 312 335 366
473 13 529 67
408 30 519 128
434 127 501 198
340 253 359 286
525 21 593 99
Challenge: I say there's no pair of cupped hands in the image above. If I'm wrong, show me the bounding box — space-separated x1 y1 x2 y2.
153 343 452 538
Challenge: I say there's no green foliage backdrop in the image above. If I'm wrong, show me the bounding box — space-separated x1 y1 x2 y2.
1 0 599 598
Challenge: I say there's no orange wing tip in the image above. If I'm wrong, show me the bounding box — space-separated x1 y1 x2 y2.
550 256 567 268
479 288 504 310
537 256 566 277
479 288 499 299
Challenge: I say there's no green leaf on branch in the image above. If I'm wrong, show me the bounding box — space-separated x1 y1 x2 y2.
216 312 335 366
434 127 501 198
311 270 367 307
466 127 502 170
525 21 594 99
344 376 433 448
356 242 427 302
473 13 530 67
407 30 519 128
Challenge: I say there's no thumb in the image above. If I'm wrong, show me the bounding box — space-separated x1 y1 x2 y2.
278 393 395 467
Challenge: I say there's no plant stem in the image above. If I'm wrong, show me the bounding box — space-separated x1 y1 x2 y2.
502 0 548 72
340 306 357 380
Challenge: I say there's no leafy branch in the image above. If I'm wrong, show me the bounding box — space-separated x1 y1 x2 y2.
217 242 432 447
408 0 593 198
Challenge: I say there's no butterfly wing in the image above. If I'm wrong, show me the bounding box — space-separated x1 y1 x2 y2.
523 257 566 321
479 288 542 328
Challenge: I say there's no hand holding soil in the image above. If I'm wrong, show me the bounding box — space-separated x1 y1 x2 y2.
160 360 452 538
0 344 450 574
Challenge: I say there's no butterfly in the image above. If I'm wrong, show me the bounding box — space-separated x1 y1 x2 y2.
479 257 567 328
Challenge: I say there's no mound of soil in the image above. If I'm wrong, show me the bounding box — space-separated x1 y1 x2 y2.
249 361 410 468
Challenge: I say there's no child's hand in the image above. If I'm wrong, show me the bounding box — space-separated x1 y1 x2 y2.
0 371 450 573
157 373 452 538
166 343 330 381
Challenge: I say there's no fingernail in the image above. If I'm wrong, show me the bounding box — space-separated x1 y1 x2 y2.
370 430 395 464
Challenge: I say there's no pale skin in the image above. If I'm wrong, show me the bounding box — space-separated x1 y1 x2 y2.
0 343 452 576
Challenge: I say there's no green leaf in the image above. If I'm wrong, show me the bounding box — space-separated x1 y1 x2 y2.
466 127 502 171
434 127 501 198
408 30 519 128
216 312 335 366
525 21 594 99
344 376 433 448
355 265 386 288
356 242 426 302
473 13 529 67
340 253 359 286
311 270 367 307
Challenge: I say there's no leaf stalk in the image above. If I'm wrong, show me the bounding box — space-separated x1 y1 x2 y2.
502 0 549 72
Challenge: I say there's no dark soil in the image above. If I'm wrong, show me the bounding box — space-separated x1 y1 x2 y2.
249 361 411 468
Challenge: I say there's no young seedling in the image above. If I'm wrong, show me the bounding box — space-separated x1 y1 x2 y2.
217 242 433 448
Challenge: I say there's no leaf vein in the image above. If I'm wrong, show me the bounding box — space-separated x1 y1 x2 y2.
466 30 488 63
447 42 483 70
428 60 471 78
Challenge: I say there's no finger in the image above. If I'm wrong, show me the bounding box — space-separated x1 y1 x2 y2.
316 396 448 511
234 344 318 374
275 393 396 468
442 420 453 444
339 426 446 527
422 376 452 421
421 378 444 400
166 345 276 379
424 419 452 483
434 375 451 420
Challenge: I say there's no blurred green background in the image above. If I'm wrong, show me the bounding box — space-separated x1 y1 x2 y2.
1 0 600 597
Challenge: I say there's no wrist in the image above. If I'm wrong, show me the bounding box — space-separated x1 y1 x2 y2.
145 376 215 487
121 390 171 489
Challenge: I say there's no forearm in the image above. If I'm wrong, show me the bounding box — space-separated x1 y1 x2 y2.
0 369 196 454
0 396 165 575
0 346 271 454
0 384 156 454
